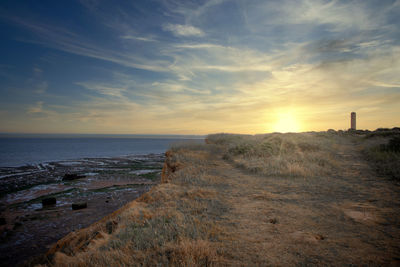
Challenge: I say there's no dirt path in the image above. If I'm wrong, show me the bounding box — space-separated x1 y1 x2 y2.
211 139 400 265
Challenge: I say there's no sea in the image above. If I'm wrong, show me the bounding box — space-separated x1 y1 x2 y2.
0 134 205 167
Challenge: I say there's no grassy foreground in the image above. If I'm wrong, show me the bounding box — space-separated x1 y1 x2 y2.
35 130 400 266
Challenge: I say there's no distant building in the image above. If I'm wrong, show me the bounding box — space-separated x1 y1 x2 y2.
351 112 356 130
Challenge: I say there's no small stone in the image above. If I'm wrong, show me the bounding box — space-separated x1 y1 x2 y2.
42 197 56 206
13 222 22 230
72 202 87 210
63 173 85 181
269 218 277 224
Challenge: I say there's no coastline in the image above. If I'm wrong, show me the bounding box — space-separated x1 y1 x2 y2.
0 153 165 266
0 136 205 168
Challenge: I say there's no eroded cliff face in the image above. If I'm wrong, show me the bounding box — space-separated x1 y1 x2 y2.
41 150 180 264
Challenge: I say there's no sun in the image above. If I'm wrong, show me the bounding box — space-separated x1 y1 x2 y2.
272 112 301 133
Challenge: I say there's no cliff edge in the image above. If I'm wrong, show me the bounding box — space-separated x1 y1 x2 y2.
37 132 400 266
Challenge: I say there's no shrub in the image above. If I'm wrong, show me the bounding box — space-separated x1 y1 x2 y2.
364 138 400 180
228 142 254 156
387 136 400 152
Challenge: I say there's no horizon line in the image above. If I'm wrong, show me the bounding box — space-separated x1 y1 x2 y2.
1 127 397 137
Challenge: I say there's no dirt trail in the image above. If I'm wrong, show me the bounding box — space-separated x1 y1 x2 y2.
210 139 400 265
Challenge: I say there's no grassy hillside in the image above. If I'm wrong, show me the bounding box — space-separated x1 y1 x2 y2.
36 130 400 266
206 132 341 177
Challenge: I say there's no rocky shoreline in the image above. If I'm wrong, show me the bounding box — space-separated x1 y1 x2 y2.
0 154 164 266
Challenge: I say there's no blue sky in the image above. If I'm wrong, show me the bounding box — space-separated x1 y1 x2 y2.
0 0 399 134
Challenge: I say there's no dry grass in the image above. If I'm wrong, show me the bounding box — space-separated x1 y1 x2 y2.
40 149 228 267
206 132 341 177
37 131 400 266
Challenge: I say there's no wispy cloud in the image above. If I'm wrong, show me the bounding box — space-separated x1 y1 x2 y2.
163 24 205 37
35 81 48 94
253 0 393 34
120 35 157 42
1 14 170 72
174 43 226 49
33 67 43 74
76 81 127 98
27 101 44 114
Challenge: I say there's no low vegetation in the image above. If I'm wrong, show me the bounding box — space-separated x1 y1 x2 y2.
36 129 400 266
206 132 341 177
362 132 400 180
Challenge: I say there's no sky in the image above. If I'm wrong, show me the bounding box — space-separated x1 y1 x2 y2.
0 0 399 134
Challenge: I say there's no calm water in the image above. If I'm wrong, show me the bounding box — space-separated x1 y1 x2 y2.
0 135 204 167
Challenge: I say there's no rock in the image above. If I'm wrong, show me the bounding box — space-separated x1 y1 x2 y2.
269 218 277 224
0 228 11 241
0 217 6 225
42 197 57 207
72 202 87 210
63 173 85 181
13 222 22 230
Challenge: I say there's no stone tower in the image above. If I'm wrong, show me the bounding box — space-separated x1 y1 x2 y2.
351 112 356 130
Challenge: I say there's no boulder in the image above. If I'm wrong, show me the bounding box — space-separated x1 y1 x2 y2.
72 202 87 210
63 173 85 181
42 197 57 207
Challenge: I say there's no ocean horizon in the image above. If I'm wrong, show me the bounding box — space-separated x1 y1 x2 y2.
0 134 205 167
0 133 205 139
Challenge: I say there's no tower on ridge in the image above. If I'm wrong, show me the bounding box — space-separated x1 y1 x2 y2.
351 112 356 130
